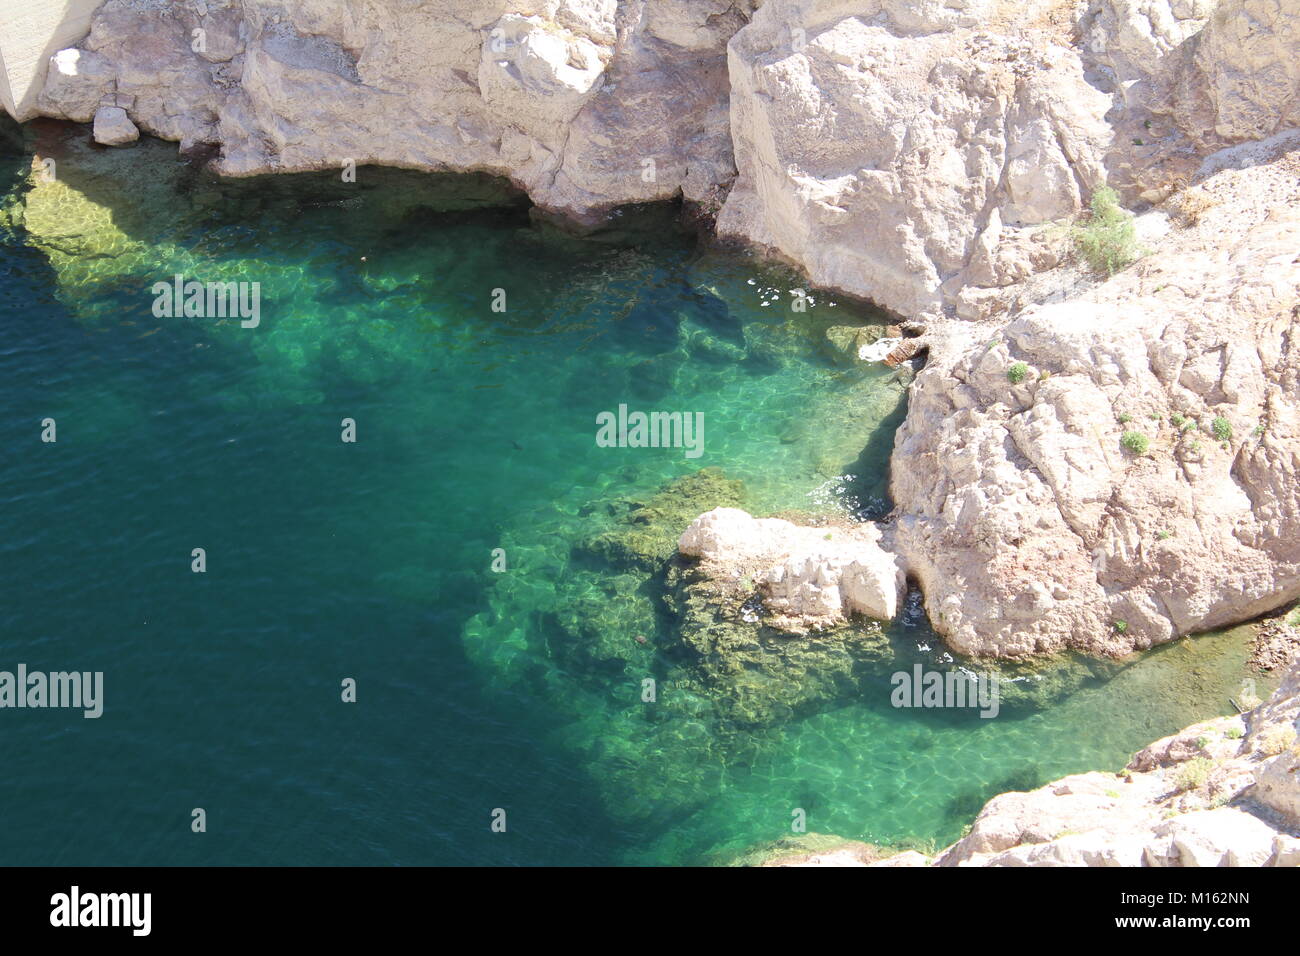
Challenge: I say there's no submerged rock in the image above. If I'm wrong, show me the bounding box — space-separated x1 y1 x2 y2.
757 653 1300 866
936 655 1300 866
579 468 747 572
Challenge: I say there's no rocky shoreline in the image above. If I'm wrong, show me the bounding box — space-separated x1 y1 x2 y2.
749 649 1300 866
12 0 1300 864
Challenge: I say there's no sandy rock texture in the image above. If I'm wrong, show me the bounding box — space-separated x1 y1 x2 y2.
36 0 752 219
891 132 1300 658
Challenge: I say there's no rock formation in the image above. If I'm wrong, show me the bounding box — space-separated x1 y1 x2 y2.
933 652 1300 866
35 0 750 221
892 131 1300 658
719 0 1111 320
678 507 905 627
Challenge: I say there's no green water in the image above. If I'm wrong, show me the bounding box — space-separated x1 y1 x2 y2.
0 120 1271 865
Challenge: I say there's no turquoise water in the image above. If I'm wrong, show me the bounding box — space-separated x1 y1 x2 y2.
0 120 1270 865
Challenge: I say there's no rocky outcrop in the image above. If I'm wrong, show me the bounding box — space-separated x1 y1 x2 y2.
718 0 1111 321
933 655 1300 866
891 132 1300 658
678 507 905 627
35 0 751 220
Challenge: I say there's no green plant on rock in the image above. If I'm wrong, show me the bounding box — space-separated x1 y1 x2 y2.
1212 416 1232 442
1224 726 1244 740
1072 186 1143 275
1113 620 1129 634
1121 431 1149 455
1007 361 1029 385
1174 756 1213 792
1117 412 1133 424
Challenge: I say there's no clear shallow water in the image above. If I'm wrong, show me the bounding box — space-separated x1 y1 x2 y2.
0 120 1272 865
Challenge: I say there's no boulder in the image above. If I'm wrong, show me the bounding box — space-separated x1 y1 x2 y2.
92 105 138 146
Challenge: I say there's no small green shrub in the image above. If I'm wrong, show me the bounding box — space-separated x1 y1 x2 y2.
1007 362 1029 385
1195 736 1209 750
1072 186 1143 275
1224 726 1244 740
1156 530 1173 541
1174 756 1213 792
1113 620 1129 634
1171 413 1187 428
1117 412 1133 424
1121 431 1149 455
1212 417 1232 442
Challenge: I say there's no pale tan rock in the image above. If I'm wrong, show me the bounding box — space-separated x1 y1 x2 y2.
892 137 1300 658
718 0 1111 320
92 105 139 145
37 48 116 122
1172 0 1300 146
678 507 905 626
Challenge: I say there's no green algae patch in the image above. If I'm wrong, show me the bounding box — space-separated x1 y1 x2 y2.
577 467 746 571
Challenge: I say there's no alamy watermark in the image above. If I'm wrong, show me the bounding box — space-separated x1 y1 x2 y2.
50 886 150 936
0 664 103 718
890 665 1000 719
595 404 704 459
152 274 261 328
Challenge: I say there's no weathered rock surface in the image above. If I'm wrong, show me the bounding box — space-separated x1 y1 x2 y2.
718 0 1110 320
679 506 905 627
36 0 751 219
891 134 1300 657
91 104 137 145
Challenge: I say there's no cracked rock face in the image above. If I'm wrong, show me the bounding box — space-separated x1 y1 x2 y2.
892 136 1300 658
717 0 1112 321
29 0 1300 662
